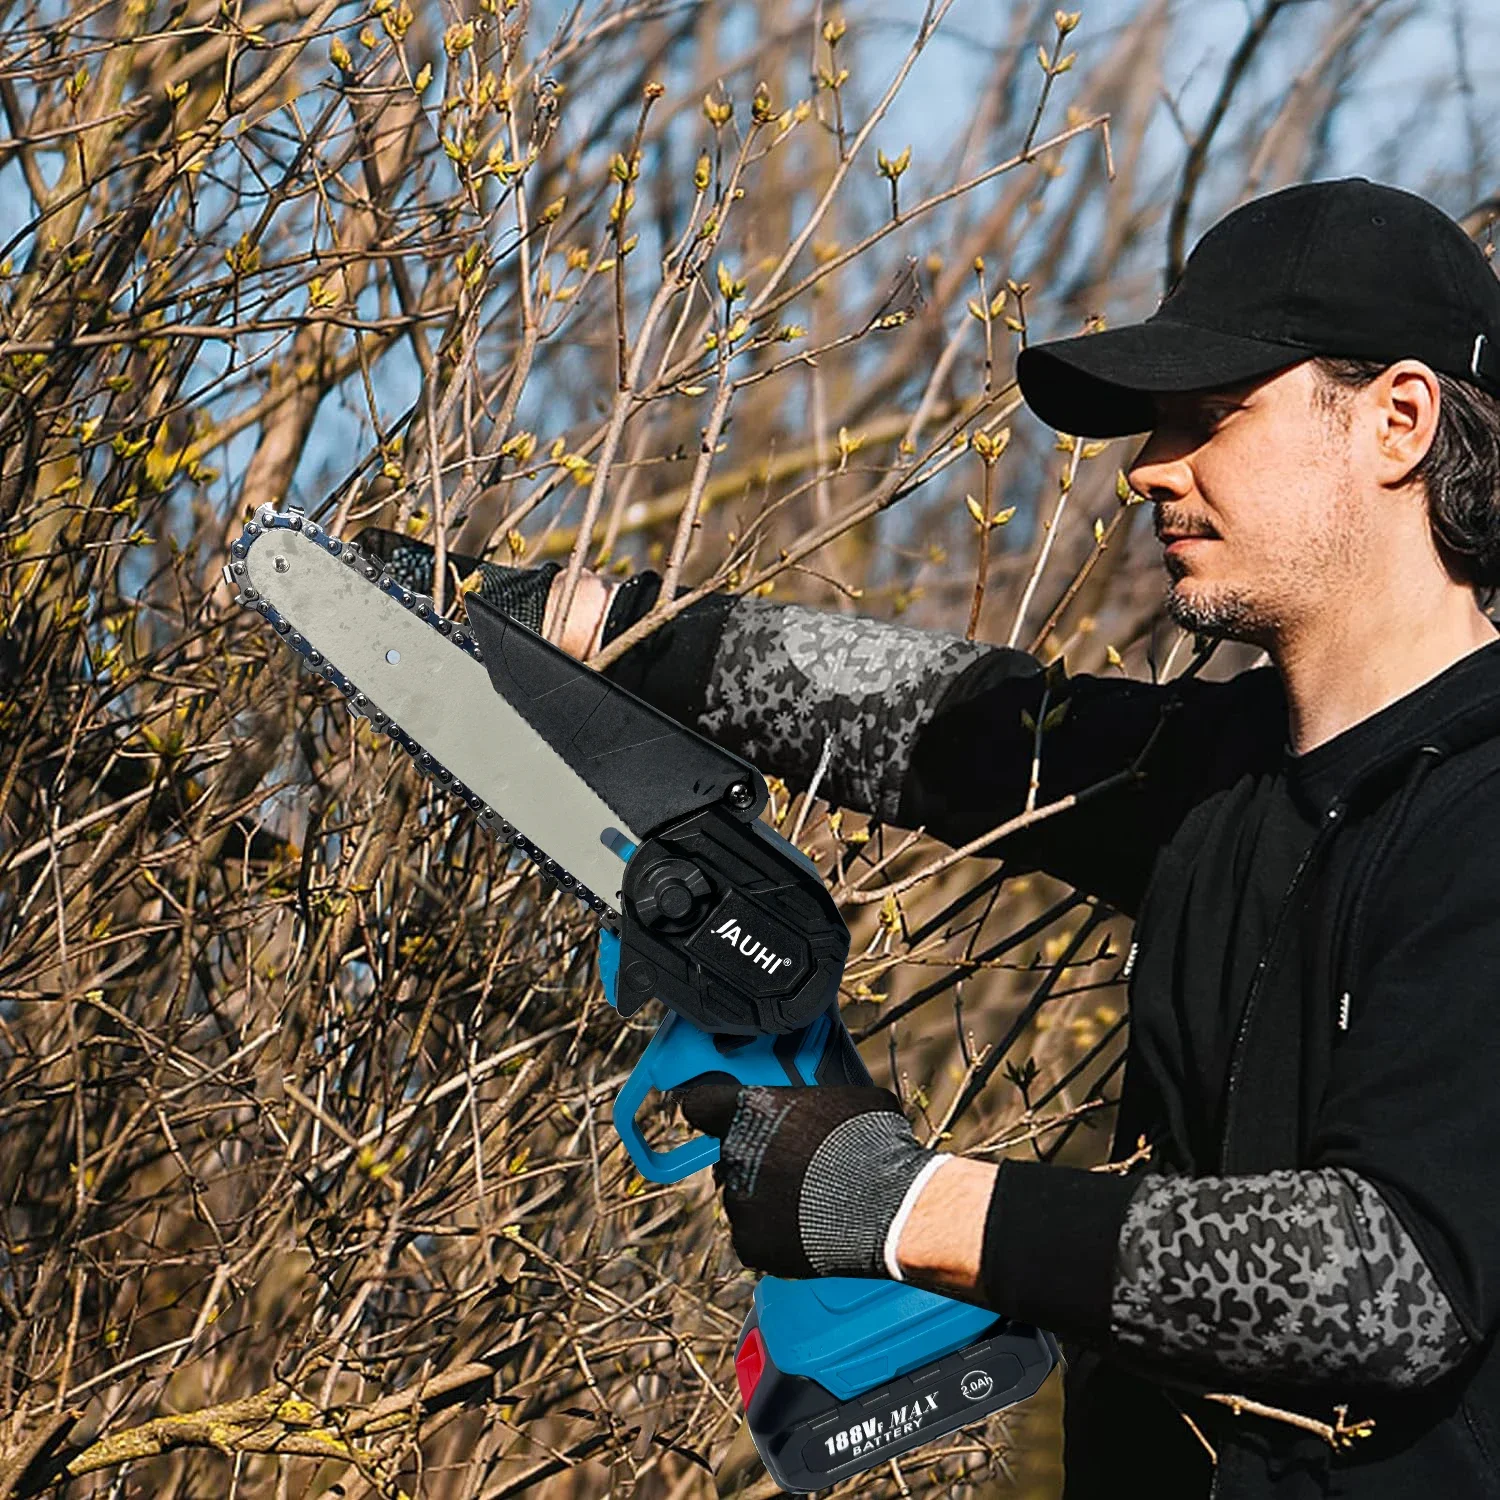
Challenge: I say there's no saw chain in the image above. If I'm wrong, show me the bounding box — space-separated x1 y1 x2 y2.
224 502 618 921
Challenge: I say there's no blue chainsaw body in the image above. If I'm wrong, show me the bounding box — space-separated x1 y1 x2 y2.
599 830 1057 1491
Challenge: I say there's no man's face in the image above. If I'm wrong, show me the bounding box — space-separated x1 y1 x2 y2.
1127 361 1368 649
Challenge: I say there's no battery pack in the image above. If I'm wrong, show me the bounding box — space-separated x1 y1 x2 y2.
735 1283 1059 1493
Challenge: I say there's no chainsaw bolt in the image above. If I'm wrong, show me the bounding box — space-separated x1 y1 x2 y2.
726 780 754 809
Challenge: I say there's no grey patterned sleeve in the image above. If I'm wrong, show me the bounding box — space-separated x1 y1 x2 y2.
1112 1168 1472 1389
697 599 994 822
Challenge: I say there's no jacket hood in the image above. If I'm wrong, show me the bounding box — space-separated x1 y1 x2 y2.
1289 633 1500 813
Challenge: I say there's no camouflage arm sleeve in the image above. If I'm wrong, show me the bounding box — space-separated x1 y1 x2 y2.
696 599 997 822
1112 1168 1472 1389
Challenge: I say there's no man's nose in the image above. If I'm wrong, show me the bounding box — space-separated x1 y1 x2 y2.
1127 434 1194 503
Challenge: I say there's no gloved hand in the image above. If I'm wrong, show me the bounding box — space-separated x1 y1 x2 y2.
677 1083 949 1281
353 527 561 631
351 527 662 653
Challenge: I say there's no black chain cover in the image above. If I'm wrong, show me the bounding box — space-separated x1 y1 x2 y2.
617 808 849 1035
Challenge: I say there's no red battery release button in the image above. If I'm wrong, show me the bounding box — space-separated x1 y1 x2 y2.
735 1329 767 1407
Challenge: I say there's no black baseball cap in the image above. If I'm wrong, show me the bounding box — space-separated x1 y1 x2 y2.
1016 178 1500 437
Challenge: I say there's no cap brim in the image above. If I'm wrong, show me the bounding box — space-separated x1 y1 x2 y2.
1016 319 1310 438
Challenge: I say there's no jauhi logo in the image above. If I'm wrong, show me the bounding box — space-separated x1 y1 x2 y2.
712 919 791 973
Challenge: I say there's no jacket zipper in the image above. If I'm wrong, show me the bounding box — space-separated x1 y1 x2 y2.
1218 798 1345 1172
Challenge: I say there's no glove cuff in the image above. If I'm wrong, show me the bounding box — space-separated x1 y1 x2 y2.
473 560 560 634
882 1153 952 1281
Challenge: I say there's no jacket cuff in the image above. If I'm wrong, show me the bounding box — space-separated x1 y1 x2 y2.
604 590 736 727
980 1159 1143 1343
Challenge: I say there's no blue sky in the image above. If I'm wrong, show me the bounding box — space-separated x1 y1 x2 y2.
6 1 1495 539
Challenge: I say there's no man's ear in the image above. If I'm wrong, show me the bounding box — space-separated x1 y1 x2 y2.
1372 361 1442 488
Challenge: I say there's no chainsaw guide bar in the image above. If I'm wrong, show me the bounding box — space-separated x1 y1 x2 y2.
224 503 626 923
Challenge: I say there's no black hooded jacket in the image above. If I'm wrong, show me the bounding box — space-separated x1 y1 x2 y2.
901 635 1500 1499
610 595 1500 1499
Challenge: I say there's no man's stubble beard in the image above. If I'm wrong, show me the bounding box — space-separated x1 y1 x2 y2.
1163 573 1282 646
1161 462 1362 648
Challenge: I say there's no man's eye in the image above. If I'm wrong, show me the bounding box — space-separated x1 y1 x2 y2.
1191 404 1237 432
1153 398 1242 436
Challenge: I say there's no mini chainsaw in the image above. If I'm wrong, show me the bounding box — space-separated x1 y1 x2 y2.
227 503 1058 1493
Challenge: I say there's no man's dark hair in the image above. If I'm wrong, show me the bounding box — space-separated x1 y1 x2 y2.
1315 357 1500 598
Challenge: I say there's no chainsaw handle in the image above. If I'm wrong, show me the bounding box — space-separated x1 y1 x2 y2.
602 931 871 1183
610 1006 728 1182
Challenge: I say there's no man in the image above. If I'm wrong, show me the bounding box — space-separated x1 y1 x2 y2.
370 179 1500 1497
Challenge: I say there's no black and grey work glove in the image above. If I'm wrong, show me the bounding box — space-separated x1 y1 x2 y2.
352 528 661 641
677 1084 949 1282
